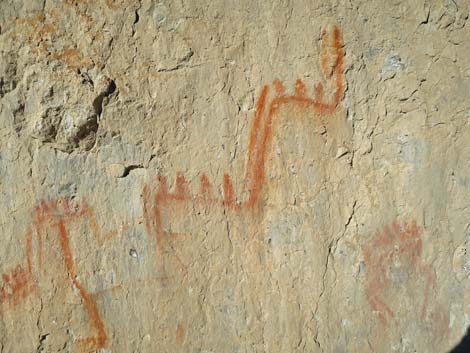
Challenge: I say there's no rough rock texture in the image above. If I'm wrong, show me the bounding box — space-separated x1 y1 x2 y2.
0 1 469 352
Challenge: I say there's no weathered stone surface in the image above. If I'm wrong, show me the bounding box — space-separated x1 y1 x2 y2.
0 1 469 352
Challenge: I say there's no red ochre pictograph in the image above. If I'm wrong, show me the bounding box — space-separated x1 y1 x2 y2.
142 25 345 276
0 26 345 351
363 220 439 326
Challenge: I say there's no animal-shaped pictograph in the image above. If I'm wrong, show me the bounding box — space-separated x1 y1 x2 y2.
142 25 345 277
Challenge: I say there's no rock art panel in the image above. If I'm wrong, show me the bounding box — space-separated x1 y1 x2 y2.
1 1 470 352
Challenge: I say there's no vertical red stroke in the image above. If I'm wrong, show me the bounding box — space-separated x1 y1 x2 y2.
55 218 107 350
223 173 239 210
273 79 285 95
332 26 344 106
244 85 269 209
33 203 46 269
295 79 307 96
156 175 169 196
25 228 33 278
142 184 154 239
314 25 345 114
175 173 190 200
199 174 213 200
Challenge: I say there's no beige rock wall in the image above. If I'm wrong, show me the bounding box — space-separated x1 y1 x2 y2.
0 0 469 352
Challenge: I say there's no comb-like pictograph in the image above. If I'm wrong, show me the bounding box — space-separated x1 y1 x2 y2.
142 25 346 277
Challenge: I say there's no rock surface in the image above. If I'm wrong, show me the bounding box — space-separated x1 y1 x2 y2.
0 0 469 352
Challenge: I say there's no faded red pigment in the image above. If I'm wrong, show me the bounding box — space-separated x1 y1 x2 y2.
363 220 436 326
0 199 108 350
142 26 345 275
0 26 345 352
34 199 108 351
0 228 35 315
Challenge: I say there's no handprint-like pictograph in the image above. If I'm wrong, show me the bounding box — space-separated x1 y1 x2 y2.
363 220 446 329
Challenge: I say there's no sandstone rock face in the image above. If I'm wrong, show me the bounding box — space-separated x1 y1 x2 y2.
0 1 469 352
